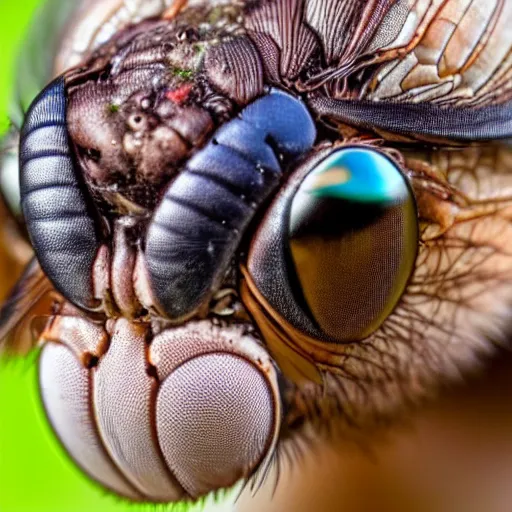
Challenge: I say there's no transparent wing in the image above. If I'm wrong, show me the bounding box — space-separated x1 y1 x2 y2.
361 0 512 109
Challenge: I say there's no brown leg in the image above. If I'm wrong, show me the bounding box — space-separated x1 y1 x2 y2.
162 0 188 20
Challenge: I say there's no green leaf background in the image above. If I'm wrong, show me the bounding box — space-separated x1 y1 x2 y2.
0 3 234 511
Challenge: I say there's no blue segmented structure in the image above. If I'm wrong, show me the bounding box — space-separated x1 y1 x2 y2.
19 77 100 311
145 89 317 320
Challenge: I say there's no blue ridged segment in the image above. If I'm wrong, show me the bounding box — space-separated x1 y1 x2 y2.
146 89 316 320
241 89 316 156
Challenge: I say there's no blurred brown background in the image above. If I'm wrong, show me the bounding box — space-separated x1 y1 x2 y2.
0 196 29 293
238 353 512 512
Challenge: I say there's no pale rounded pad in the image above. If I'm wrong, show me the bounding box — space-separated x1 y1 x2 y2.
39 343 140 500
156 353 275 498
93 320 184 502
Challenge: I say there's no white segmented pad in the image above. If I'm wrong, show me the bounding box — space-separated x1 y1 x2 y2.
39 343 141 500
156 353 275 498
92 319 184 502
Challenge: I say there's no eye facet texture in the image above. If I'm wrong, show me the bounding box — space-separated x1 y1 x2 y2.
93 321 184 501
288 148 418 341
39 343 142 501
247 147 418 343
156 353 275 498
39 319 281 503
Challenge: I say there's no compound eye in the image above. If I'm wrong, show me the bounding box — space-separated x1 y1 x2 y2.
156 353 275 497
287 148 418 341
150 323 282 499
246 147 418 345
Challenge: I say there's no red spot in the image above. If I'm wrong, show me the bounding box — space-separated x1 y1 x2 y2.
165 84 193 105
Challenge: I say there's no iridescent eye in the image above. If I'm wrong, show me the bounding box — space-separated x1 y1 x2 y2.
246 147 418 344
288 147 418 340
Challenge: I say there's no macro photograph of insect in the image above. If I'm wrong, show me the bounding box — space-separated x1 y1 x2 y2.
1 0 512 511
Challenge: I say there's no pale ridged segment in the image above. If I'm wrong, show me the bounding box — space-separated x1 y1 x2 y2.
39 343 141 501
92 320 184 502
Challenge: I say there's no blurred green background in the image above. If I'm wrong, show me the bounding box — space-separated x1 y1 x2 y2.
0 2 40 134
0 3 232 511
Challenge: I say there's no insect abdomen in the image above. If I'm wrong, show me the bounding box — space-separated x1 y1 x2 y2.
145 89 316 320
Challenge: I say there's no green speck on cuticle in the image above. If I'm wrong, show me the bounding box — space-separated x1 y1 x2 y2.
108 103 120 114
208 7 223 23
192 43 205 55
171 66 194 81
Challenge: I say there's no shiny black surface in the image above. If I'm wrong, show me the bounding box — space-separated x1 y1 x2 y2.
19 77 100 310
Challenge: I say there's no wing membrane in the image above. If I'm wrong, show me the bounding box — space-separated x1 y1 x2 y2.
244 0 512 141
365 0 512 108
